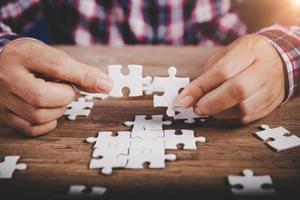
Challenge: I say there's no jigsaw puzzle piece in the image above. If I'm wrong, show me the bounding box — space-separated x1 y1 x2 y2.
129 131 165 152
228 169 276 197
86 131 130 154
126 144 176 169
68 185 106 197
79 91 109 101
0 156 27 179
124 115 171 138
173 107 208 124
153 67 190 117
90 148 128 175
255 124 300 152
163 129 206 150
142 76 164 95
108 64 148 97
64 97 94 120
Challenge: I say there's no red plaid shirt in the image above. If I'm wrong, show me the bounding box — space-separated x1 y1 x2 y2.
0 0 299 100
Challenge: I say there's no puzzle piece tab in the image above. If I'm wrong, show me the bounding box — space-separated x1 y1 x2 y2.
255 124 300 152
163 129 206 150
108 64 149 97
153 67 189 117
228 169 276 197
0 156 27 179
64 98 94 120
79 91 109 101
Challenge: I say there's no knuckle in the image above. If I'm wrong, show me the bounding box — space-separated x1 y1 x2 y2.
22 126 40 137
216 64 232 81
239 101 251 116
240 116 252 125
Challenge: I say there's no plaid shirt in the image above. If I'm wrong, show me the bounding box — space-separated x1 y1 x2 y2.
0 0 299 100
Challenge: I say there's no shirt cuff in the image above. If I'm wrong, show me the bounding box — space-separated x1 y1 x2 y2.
257 25 300 103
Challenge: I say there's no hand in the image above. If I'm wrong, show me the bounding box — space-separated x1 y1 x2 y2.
178 35 286 125
0 39 112 136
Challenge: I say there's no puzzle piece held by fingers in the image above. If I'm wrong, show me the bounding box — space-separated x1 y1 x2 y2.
228 169 276 197
108 64 150 97
255 124 300 152
153 67 189 117
163 129 206 150
64 98 94 120
79 91 109 101
142 76 164 95
173 107 208 124
0 156 27 179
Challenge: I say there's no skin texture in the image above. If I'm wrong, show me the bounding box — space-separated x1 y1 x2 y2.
178 35 285 125
0 39 112 137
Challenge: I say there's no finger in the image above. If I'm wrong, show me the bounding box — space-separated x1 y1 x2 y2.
24 43 112 93
2 110 57 137
3 93 67 124
194 61 268 116
213 82 279 120
9 68 75 108
178 37 256 108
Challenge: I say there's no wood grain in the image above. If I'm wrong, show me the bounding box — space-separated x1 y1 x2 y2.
0 46 299 199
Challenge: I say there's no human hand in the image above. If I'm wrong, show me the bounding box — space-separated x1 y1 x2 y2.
178 35 286 125
0 39 112 136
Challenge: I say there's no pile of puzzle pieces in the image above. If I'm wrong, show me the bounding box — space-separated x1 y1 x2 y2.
86 115 206 175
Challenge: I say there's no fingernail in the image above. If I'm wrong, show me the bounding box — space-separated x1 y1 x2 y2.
178 96 194 107
195 107 205 116
97 78 113 92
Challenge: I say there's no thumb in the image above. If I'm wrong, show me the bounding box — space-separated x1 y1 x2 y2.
25 43 112 93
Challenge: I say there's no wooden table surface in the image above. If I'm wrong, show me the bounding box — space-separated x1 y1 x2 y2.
0 46 299 199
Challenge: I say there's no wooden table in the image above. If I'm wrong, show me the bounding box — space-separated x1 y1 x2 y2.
0 46 299 199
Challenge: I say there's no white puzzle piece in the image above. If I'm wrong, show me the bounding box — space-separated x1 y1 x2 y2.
173 107 208 124
64 97 94 120
164 129 206 150
255 124 300 152
68 185 106 197
228 169 276 197
90 148 128 175
153 67 190 117
142 76 164 95
86 131 130 154
126 144 176 169
124 115 171 138
79 91 109 101
0 156 27 179
108 64 149 97
129 131 165 152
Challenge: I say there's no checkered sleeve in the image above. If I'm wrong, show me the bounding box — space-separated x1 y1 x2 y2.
258 25 300 101
0 22 22 48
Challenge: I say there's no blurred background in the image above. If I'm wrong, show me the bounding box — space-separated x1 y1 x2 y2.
24 0 300 44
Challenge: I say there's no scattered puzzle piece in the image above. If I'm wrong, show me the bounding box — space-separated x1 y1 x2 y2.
0 156 27 179
255 124 300 152
153 67 190 117
90 147 128 175
64 97 94 120
79 91 109 101
86 131 130 154
228 169 276 197
124 115 171 138
67 185 106 197
173 107 208 124
163 129 206 150
108 64 149 97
